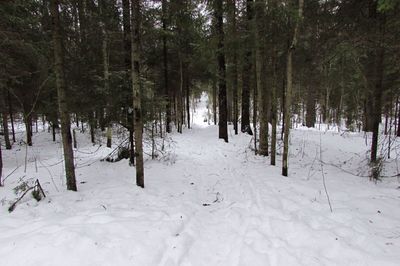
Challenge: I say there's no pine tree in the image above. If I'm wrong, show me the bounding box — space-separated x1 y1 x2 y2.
131 0 144 188
50 0 77 191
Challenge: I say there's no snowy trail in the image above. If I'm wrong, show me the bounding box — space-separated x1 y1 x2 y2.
1 95 400 266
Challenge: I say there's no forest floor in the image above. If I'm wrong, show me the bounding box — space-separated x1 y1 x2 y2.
1 94 400 266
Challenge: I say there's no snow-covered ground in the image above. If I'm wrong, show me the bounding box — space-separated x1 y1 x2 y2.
1 94 400 266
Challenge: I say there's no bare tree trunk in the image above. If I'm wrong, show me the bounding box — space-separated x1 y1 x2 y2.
227 0 239 135
162 0 171 133
214 0 228 143
122 0 134 163
271 50 277 165
369 4 385 163
305 87 316 128
7 91 16 143
396 97 399 137
241 0 253 134
186 80 190 129
50 0 77 191
212 78 217 125
99 0 112 149
177 56 184 133
24 112 33 146
0 90 11 149
1 113 12 150
131 0 144 188
0 140 3 186
255 0 268 156
283 0 303 177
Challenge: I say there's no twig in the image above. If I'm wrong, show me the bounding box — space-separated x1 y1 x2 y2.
8 186 34 212
320 133 333 213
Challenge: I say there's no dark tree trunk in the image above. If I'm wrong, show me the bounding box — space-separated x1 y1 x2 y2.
0 140 2 186
24 113 33 146
131 0 144 188
212 78 217 125
0 90 11 149
397 97 400 137
305 88 316 128
7 91 16 143
214 0 228 143
122 0 135 162
129 129 135 165
50 0 77 191
162 0 171 133
271 50 277 165
186 80 190 129
241 0 253 134
1 113 11 150
368 3 385 163
255 0 268 156
227 0 238 135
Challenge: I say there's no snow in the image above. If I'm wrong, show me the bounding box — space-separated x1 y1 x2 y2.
1 93 400 266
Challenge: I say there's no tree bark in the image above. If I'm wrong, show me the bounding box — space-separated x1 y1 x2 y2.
0 90 11 149
0 140 2 186
283 0 304 177
255 0 268 156
368 2 385 163
241 0 253 134
7 91 16 143
162 0 171 133
1 113 11 150
227 0 239 135
50 0 77 191
99 0 112 149
305 87 316 128
131 0 144 188
214 0 228 143
271 50 277 165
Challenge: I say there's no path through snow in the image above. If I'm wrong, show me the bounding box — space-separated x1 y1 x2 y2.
1 94 399 266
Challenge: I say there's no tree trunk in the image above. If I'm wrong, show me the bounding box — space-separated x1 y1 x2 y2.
255 0 268 156
24 113 33 146
212 78 217 125
0 140 3 186
100 0 112 149
50 0 77 191
1 113 12 150
227 0 238 135
396 97 400 137
131 0 144 188
0 90 11 149
186 79 190 129
162 0 171 133
214 0 228 143
122 0 134 163
283 0 304 177
368 3 385 163
177 56 184 133
241 0 253 134
271 50 277 165
7 91 16 143
305 87 316 128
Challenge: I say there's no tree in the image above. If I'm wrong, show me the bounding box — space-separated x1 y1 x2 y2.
282 0 304 177
214 0 228 143
50 0 77 191
241 0 253 135
227 0 239 135
0 139 2 186
131 0 144 188
255 0 268 156
0 89 12 150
